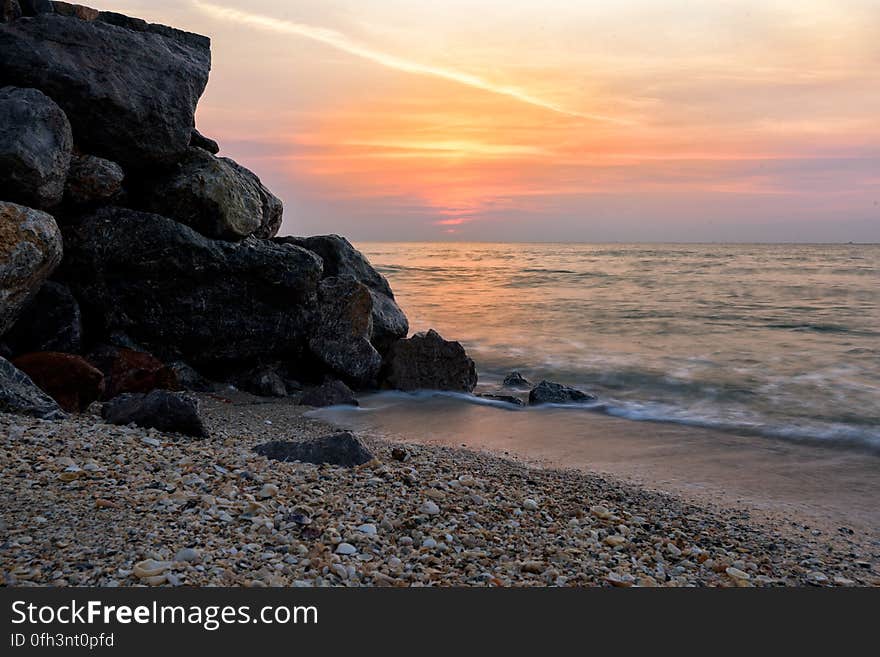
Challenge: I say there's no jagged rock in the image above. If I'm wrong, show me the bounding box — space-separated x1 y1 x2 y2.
503 371 531 388
64 154 124 205
137 148 282 240
300 379 358 407
478 393 524 407
528 380 596 405
0 11 210 169
12 351 104 411
86 345 178 400
2 281 82 355
280 235 408 352
381 329 477 392
307 276 382 387
254 432 373 467
233 365 287 398
190 128 219 154
102 389 208 437
0 201 63 337
0 355 65 419
0 86 72 208
169 361 218 393
58 207 322 368
51 2 98 20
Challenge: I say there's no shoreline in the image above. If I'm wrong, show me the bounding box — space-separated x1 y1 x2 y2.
2 392 877 587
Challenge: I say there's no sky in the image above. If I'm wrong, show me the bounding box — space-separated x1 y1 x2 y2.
90 0 879 242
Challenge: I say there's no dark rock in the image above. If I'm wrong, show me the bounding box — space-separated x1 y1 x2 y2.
102 390 208 437
0 86 72 208
233 364 287 398
12 351 104 412
307 277 382 387
280 235 408 352
0 12 210 169
86 345 178 400
169 360 218 393
64 154 124 206
0 355 65 419
300 379 358 407
390 446 408 462
50 2 98 20
478 393 525 407
253 431 373 467
381 329 477 392
17 0 52 17
528 380 596 405
503 371 530 388
190 128 219 154
58 207 322 368
0 201 63 337
1 0 21 24
3 281 82 355
137 148 282 240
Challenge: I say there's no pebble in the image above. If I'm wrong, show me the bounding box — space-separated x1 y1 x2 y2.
257 483 279 499
174 548 200 563
419 501 440 515
356 523 377 536
523 498 539 511
422 538 438 549
133 559 171 579
725 566 751 581
335 542 357 555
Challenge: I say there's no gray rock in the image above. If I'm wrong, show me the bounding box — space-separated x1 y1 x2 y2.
234 365 287 398
138 149 281 240
0 86 72 208
58 207 322 368
169 361 218 393
253 431 374 467
64 154 124 205
528 380 596 405
478 393 524 406
2 281 82 355
381 329 478 392
190 128 219 154
0 355 65 419
503 371 530 388
102 390 208 437
0 12 210 169
300 379 358 407
0 201 63 336
308 277 382 388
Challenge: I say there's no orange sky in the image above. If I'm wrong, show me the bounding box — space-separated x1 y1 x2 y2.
90 1 879 241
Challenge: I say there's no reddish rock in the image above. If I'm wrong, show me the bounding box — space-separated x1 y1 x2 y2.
11 351 104 412
87 346 179 400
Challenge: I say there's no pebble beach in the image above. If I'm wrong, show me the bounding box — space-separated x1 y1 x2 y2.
2 392 877 588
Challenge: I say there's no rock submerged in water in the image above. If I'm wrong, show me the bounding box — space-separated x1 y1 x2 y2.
254 431 374 467
478 393 525 407
11 351 104 412
381 329 478 392
528 380 596 405
2 281 82 355
102 389 208 438
300 379 358 407
0 355 66 419
503 371 531 388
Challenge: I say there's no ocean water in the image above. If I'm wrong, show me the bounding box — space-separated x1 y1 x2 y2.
343 242 880 451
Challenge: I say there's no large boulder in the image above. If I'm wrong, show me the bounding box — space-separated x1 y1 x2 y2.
0 201 63 336
307 276 382 387
279 235 408 352
58 207 322 368
528 380 596 405
86 345 178 400
102 389 208 437
137 148 282 240
64 154 124 206
2 281 82 355
0 86 72 208
0 355 65 419
0 11 210 169
254 432 374 467
381 329 477 392
11 351 104 412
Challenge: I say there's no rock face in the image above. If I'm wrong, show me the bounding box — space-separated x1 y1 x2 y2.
0 201 63 336
528 380 596 405
138 148 282 240
0 11 210 169
254 432 374 467
102 390 208 437
86 345 178 399
381 329 478 392
2 281 82 355
300 379 358 407
58 207 322 368
0 355 65 419
64 154 124 206
0 86 72 208
12 351 104 411
281 235 408 352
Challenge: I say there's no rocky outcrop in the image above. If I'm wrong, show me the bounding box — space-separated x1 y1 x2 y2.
86 345 178 399
137 148 282 240
0 11 210 169
300 379 358 407
2 281 82 355
0 355 65 419
381 329 477 392
254 432 374 467
0 201 63 336
528 380 596 405
190 128 219 154
102 389 208 437
11 351 104 411
64 154 124 206
0 86 72 208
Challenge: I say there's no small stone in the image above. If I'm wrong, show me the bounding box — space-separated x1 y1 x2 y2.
257 483 279 499
133 559 171 579
390 447 408 461
726 566 751 581
806 571 828 584
174 548 200 563
356 523 377 536
604 535 626 547
523 498 539 511
335 542 357 555
833 576 855 586
422 538 437 549
667 543 682 558
419 501 440 515
521 561 544 574
590 505 612 519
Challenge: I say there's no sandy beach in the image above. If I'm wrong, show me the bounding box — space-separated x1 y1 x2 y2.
2 392 876 587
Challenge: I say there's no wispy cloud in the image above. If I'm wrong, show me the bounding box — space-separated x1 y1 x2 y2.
192 0 622 123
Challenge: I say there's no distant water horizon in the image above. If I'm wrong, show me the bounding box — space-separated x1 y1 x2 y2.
352 242 880 451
